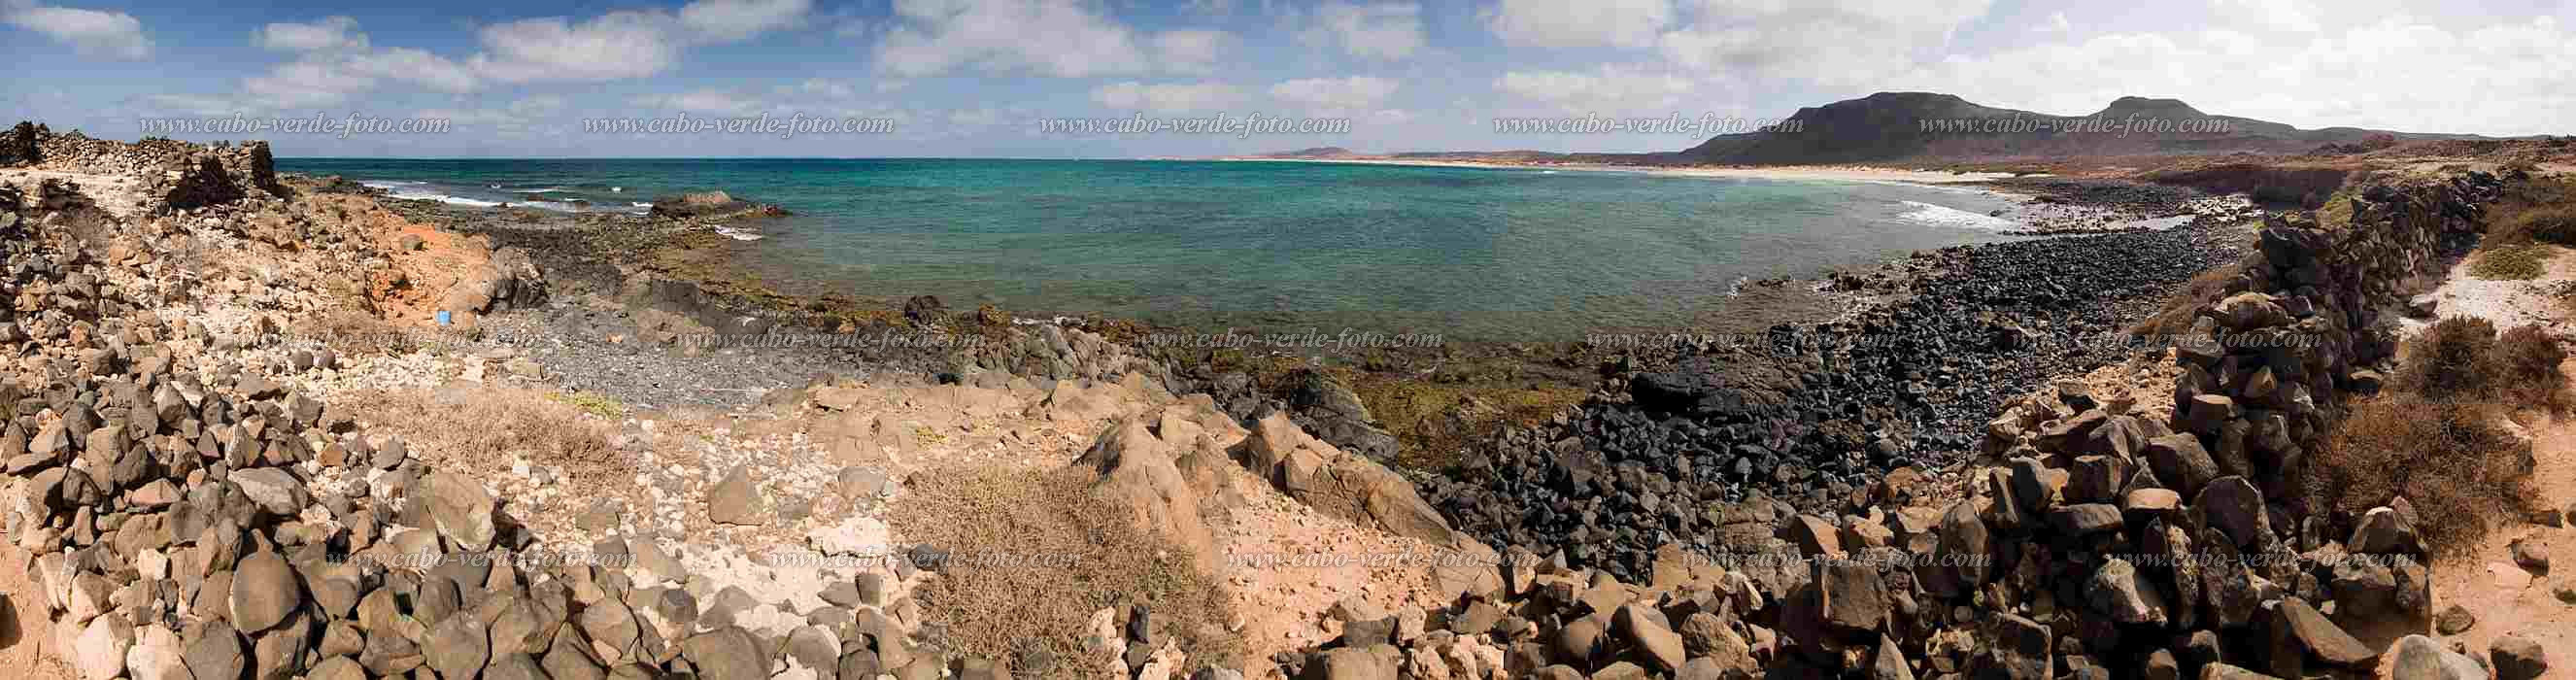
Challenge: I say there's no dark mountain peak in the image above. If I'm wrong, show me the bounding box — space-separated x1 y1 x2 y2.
2095 96 2208 118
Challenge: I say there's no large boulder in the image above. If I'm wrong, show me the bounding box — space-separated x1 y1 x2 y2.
1231 413 1453 544
1629 357 1798 422
229 552 303 632
424 471 498 551
2388 635 2482 680
1075 419 1215 569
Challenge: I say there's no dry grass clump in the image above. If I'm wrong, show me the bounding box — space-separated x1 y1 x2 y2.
2393 317 2569 407
338 386 628 484
2495 324 2574 411
2470 244 2555 281
2487 176 2576 247
2306 317 2568 555
890 466 1241 675
2305 396 2536 555
2130 255 2252 337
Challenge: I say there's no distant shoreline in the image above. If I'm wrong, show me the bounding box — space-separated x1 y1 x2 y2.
1210 155 2033 185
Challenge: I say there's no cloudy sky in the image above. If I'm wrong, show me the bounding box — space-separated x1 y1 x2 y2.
4 0 2572 157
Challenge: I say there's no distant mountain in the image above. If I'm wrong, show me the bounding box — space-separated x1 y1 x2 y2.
1252 147 1361 159
1676 91 2491 164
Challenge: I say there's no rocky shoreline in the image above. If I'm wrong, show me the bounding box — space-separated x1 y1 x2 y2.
9 124 2555 680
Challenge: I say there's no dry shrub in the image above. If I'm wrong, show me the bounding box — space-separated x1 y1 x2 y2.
2395 317 2503 399
2487 176 2576 247
338 386 628 483
2495 324 2573 410
2469 244 2554 281
2304 396 2535 555
2395 317 2571 409
889 466 1240 675
2130 255 2251 336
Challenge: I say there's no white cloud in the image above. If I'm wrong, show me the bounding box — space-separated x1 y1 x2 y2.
1894 17 2576 136
1299 1 1424 60
875 0 1148 77
635 89 766 117
1497 65 1699 114
1269 76 1399 111
233 44 479 110
469 0 810 83
679 0 813 42
1092 81 1245 113
789 79 861 99
1487 0 1673 49
348 49 480 92
5 1 152 59
872 0 1226 77
2211 0 2320 33
254 16 366 51
469 12 688 83
1658 0 1993 85
2041 12 2071 34
1153 29 1229 75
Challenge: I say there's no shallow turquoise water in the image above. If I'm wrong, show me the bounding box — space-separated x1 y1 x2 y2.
277 157 2029 340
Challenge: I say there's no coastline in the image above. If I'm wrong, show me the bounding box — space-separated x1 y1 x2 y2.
1213 155 2029 185
8 123 2548 680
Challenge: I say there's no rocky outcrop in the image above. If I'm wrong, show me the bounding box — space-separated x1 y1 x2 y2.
1284 171 2510 680
1235 412 1456 545
1 120 41 165
1 131 948 680
1432 213 2248 580
646 190 788 221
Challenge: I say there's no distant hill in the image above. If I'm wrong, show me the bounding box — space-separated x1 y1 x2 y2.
1252 147 1361 159
1676 91 2494 164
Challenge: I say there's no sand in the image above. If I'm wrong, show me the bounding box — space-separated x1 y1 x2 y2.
2407 246 2576 337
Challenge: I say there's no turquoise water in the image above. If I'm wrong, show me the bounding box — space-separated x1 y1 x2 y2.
276 158 2030 340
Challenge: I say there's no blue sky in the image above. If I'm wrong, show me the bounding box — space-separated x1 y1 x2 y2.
5 0 2574 157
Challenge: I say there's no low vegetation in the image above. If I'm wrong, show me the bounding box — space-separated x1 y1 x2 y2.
2469 243 2554 280
2304 317 2565 555
2131 254 2252 337
890 467 1241 675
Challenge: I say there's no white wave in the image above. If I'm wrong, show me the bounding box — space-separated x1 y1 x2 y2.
366 182 500 208
611 187 624 192
630 201 654 208
712 224 764 241
1897 200 2022 231
509 187 569 193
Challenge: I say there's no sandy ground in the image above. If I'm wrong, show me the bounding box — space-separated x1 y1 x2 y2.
0 167 149 219
2410 247 2576 675
2431 393 2576 678
0 549 76 680
2407 246 2576 337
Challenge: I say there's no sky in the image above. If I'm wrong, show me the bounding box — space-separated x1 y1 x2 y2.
4 0 2574 157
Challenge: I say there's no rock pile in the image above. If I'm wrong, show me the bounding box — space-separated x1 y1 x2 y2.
2 131 940 680
1428 217 2250 581
2 120 41 166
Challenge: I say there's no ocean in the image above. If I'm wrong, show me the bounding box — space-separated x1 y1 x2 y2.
274 157 2034 341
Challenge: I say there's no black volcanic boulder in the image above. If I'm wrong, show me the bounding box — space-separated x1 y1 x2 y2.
0 121 38 166
1629 357 1798 422
1287 369 1399 462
